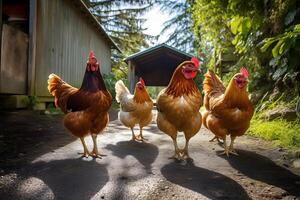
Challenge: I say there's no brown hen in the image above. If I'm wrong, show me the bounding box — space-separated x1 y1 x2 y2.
202 68 254 156
47 52 112 158
156 57 202 160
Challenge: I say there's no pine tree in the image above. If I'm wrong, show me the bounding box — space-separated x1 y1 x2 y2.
83 0 158 79
85 0 156 54
158 0 198 54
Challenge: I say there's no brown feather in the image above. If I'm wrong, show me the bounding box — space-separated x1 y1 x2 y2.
165 61 199 97
47 74 78 113
203 69 225 95
47 71 112 139
133 87 152 103
202 69 254 139
156 60 202 144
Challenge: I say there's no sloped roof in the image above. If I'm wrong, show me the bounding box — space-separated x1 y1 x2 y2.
125 44 193 86
125 43 192 62
77 0 121 52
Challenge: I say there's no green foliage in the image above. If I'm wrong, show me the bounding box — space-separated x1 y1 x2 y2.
45 103 63 115
87 0 156 54
86 0 157 79
192 0 232 67
194 66 206 91
249 94 299 150
249 117 300 150
103 73 118 103
23 96 39 110
158 0 198 53
111 61 128 80
191 0 299 100
261 24 300 58
190 0 300 150
255 94 298 115
296 98 300 116
146 86 163 99
260 24 300 89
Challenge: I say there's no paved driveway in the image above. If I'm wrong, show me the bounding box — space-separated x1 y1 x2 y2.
0 110 299 199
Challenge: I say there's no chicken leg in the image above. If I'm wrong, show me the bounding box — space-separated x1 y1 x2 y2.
209 136 218 142
137 127 147 142
220 136 238 156
219 136 230 156
169 137 180 160
209 136 222 143
228 135 238 155
130 128 139 141
78 137 89 158
89 134 105 158
181 138 193 161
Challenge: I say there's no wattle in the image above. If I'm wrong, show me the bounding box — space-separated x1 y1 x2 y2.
183 71 197 79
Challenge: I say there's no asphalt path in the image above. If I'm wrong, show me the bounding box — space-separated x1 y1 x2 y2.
0 110 299 200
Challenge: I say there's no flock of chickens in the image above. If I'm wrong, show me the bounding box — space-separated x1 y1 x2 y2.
47 51 253 160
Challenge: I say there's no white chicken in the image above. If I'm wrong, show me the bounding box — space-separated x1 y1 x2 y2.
115 78 153 141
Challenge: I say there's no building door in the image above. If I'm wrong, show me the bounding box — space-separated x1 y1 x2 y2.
0 0 29 94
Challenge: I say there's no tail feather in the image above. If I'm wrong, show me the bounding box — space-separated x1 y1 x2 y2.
203 70 225 95
47 73 78 113
115 80 130 103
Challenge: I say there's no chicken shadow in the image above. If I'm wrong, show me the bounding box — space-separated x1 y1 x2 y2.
161 161 250 200
0 111 78 172
0 109 120 174
105 140 159 172
217 149 300 197
2 158 109 200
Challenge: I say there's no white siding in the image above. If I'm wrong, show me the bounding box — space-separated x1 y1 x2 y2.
35 0 111 96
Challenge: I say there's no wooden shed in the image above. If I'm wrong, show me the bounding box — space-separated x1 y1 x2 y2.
0 0 119 108
125 44 192 92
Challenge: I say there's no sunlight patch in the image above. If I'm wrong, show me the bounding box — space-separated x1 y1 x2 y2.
17 177 54 199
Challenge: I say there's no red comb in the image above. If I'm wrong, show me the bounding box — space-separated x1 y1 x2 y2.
240 67 249 78
191 57 200 68
88 51 94 59
139 77 145 86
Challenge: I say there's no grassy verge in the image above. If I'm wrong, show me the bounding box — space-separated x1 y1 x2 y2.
248 117 300 150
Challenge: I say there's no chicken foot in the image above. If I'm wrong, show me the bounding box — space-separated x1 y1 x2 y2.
219 137 230 156
219 136 238 156
78 137 89 158
180 139 193 161
209 136 223 143
89 134 106 158
136 127 147 142
169 138 192 161
169 138 181 160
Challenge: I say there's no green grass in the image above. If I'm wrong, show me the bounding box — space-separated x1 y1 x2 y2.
249 95 300 150
248 117 300 150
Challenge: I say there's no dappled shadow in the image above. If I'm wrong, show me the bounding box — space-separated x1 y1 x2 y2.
0 109 118 173
0 158 108 200
161 161 250 200
0 110 76 172
105 140 159 172
107 121 129 131
218 149 300 197
31 158 108 200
